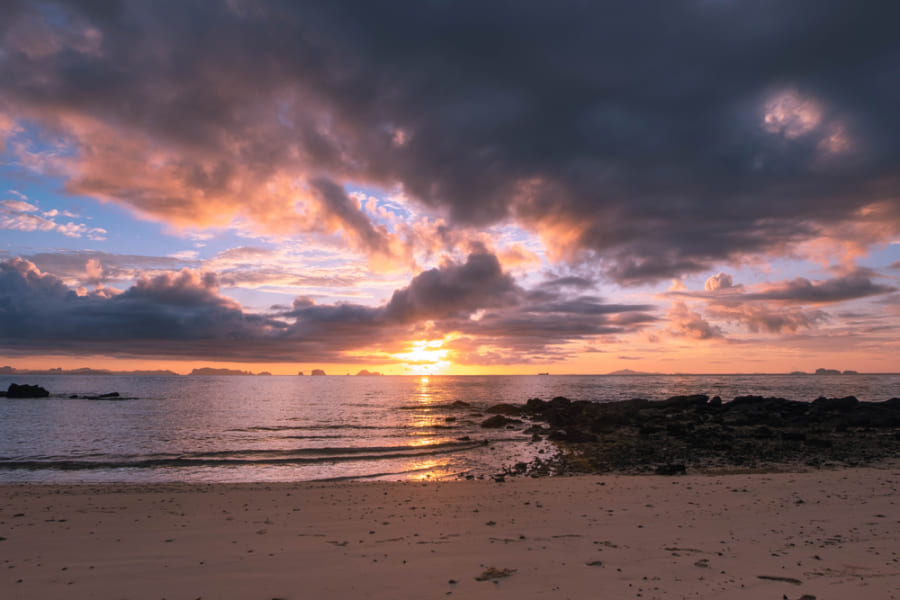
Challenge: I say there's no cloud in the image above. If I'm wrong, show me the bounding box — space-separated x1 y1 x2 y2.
704 272 736 292
1 199 38 212
0 192 106 239
1 1 898 281
0 259 284 358
0 252 658 363
21 250 189 287
741 272 895 305
667 270 894 335
666 301 723 340
383 252 520 322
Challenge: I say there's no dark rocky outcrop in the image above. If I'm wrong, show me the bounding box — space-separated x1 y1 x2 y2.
486 403 522 416
480 415 520 428
515 394 900 474
3 383 50 398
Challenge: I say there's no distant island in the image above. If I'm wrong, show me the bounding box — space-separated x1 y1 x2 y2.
189 367 270 376
355 369 382 376
605 369 664 376
814 368 860 375
311 369 326 376
0 366 179 376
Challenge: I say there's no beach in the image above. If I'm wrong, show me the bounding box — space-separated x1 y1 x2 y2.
3 465 898 599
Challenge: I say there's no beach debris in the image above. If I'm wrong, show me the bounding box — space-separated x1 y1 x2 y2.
3 383 50 398
757 575 802 585
475 567 516 581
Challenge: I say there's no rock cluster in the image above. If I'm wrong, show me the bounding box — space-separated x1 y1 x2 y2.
499 394 900 474
1 383 51 398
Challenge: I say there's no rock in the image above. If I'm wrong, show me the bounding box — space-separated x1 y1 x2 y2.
752 426 774 439
5 383 50 398
811 396 859 411
310 369 326 376
522 424 548 435
486 403 522 416
655 463 686 475
524 397 547 412
449 400 471 408
803 438 833 448
481 415 514 428
658 394 709 409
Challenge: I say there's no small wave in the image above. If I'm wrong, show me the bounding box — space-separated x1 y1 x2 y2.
0 440 488 472
230 424 396 432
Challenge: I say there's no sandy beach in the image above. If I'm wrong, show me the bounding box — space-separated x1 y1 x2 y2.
2 466 898 600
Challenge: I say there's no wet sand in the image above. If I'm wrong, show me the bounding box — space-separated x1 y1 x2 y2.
2 466 899 599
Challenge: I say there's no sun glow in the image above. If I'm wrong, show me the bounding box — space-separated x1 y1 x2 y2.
394 339 451 374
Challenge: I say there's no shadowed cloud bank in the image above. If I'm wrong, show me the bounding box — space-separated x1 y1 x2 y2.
0 254 655 363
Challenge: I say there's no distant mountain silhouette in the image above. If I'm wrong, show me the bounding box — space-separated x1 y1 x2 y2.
0 366 178 376
606 369 663 375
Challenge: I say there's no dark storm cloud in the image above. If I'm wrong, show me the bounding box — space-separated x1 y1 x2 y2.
1 1 898 281
0 258 286 358
0 253 657 362
383 252 520 321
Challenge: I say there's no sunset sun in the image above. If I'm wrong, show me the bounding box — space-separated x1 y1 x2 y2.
394 339 451 374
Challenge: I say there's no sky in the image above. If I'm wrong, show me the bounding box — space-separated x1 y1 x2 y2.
1 0 899 375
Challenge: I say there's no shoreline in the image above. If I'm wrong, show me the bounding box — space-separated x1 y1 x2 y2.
3 467 899 599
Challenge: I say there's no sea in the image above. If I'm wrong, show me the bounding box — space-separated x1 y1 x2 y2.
2 373 899 484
